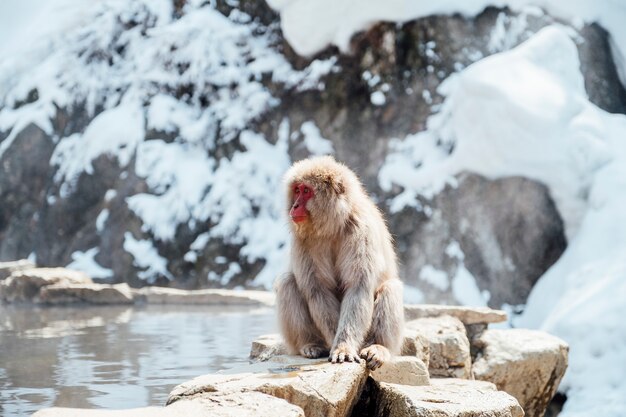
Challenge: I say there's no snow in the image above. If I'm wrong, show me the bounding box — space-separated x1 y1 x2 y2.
266 0 626 89
123 232 173 283
379 25 626 417
419 265 449 291
299 121 334 156
67 247 114 279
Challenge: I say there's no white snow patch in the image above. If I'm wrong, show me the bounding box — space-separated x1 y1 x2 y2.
370 91 386 106
96 209 109 233
419 265 449 291
403 284 425 304
451 265 488 307
300 121 334 155
67 247 113 279
123 232 173 283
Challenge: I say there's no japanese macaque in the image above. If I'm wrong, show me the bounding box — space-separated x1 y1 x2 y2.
275 156 404 370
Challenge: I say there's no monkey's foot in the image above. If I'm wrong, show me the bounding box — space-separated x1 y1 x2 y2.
329 343 362 364
360 344 390 370
300 344 329 359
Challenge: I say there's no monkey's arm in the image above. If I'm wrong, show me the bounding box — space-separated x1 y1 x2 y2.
330 237 376 362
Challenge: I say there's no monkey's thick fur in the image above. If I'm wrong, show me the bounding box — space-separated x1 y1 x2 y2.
275 156 404 370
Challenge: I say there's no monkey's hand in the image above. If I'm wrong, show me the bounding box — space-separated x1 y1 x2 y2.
329 342 362 364
360 344 391 370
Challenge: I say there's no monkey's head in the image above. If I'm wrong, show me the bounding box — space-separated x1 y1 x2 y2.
284 156 357 238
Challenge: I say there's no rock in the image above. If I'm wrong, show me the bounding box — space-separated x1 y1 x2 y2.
0 259 35 280
135 287 275 306
406 316 471 378
0 267 92 303
396 173 566 308
33 392 304 417
401 327 430 368
370 356 429 386
404 304 507 325
370 378 524 417
39 283 135 305
167 356 367 417
250 334 288 361
472 328 569 417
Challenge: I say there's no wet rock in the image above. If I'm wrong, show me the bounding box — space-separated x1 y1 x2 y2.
167 355 368 417
0 259 35 280
370 378 524 417
0 267 92 303
135 286 275 306
472 328 569 417
406 316 471 378
39 283 135 305
33 392 305 417
404 304 507 325
250 333 288 361
370 356 429 386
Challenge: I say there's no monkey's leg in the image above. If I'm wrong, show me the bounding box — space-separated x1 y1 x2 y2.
360 278 404 370
275 273 328 358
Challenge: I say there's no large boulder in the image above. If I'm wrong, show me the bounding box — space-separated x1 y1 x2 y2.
167 356 368 417
368 378 524 417
472 328 569 417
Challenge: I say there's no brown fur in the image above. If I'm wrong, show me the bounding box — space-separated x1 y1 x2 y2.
275 156 404 370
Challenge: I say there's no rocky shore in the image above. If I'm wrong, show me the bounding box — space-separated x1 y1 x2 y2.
2 262 568 417
0 263 274 307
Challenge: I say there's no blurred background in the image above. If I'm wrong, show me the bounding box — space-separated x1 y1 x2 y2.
1 0 625 416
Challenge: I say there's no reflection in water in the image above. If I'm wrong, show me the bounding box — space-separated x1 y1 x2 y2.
0 304 277 416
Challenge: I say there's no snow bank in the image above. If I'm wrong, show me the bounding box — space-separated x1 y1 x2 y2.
267 0 626 88
380 25 626 417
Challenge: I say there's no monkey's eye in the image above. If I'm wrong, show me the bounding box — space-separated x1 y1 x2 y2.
303 187 309 194
294 187 300 194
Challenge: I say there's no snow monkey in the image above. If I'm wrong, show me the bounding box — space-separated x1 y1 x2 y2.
275 155 404 370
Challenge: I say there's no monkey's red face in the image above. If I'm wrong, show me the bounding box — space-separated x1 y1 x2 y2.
290 183 314 223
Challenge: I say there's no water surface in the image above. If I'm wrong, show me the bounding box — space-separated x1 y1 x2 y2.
0 304 276 416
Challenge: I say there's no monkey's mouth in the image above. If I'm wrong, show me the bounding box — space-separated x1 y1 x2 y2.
291 215 308 223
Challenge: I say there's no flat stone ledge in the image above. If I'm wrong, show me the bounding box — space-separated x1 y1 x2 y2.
372 378 524 417
33 391 305 417
404 304 507 325
39 283 135 305
134 287 275 307
168 355 367 417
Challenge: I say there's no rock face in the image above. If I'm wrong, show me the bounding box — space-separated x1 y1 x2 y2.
369 356 430 386
39 283 135 305
404 304 507 324
6 2 625 300
135 286 275 306
472 328 570 417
